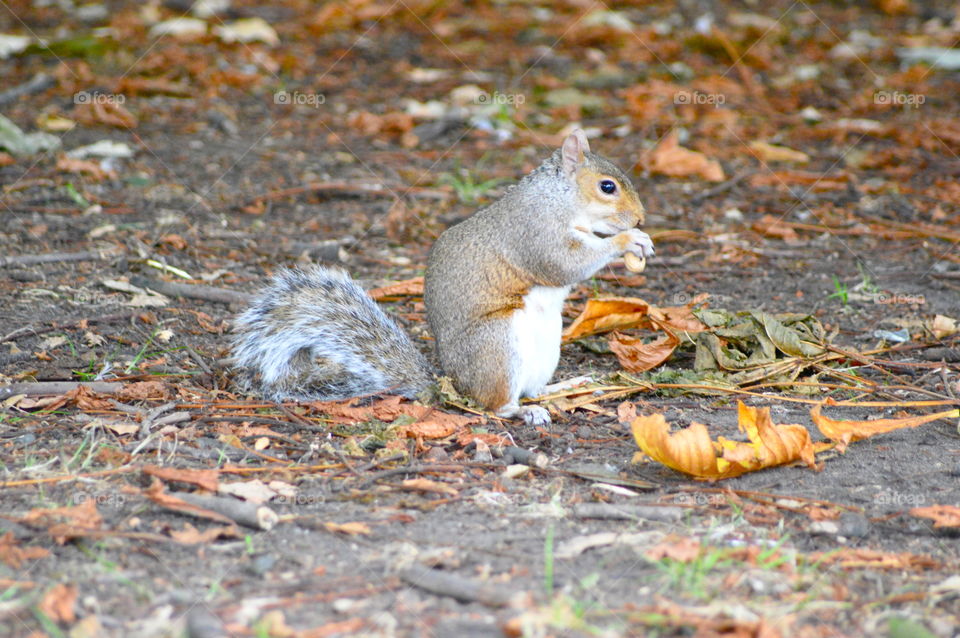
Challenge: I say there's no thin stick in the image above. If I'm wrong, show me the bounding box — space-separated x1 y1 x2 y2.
129 275 253 305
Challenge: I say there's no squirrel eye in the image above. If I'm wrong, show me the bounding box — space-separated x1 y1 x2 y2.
599 179 617 195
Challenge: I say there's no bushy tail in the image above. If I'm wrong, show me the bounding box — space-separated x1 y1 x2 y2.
230 266 432 402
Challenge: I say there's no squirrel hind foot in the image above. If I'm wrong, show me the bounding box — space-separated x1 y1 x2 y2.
497 403 551 426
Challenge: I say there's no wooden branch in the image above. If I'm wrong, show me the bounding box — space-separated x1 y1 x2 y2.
400 564 515 607
170 491 279 530
129 275 253 305
571 503 684 523
0 248 121 268
0 381 122 399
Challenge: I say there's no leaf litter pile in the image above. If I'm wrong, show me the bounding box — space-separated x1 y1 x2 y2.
1 0 960 636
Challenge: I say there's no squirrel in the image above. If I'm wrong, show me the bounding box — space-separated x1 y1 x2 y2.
230 129 654 425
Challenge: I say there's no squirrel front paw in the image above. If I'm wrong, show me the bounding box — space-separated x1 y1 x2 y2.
617 228 655 259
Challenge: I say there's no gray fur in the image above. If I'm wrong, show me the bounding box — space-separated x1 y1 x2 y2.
230 266 431 401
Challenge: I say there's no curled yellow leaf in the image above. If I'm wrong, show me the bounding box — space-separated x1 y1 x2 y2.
631 401 816 480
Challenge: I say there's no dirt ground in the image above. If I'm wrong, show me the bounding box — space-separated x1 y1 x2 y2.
2 1 960 636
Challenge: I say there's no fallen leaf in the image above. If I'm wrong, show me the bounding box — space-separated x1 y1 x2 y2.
143 465 220 492
563 295 708 342
56 155 116 180
400 478 459 496
931 314 957 339
752 214 799 242
632 401 815 479
38 583 77 624
644 536 701 562
213 17 279 45
367 276 424 300
910 505 960 528
218 479 276 504
810 404 959 448
749 141 810 164
0 532 51 568
169 523 241 544
324 521 371 535
608 330 680 372
640 130 725 182
21 499 102 544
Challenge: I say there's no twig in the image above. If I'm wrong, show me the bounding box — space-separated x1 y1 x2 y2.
0 381 122 399
0 72 55 107
129 275 253 305
170 491 278 530
0 248 122 268
400 564 515 607
571 503 684 522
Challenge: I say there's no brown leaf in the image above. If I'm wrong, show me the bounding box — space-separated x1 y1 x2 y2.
752 214 799 242
38 583 77 624
169 523 241 544
143 465 220 492
400 478 459 496
910 505 960 528
563 295 708 342
324 521 371 535
640 130 725 182
608 330 680 372
748 141 810 164
21 498 103 543
0 532 51 568
367 276 424 300
0 151 14 167
55 156 116 181
644 536 701 562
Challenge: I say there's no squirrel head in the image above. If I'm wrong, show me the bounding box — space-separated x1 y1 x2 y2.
560 129 646 234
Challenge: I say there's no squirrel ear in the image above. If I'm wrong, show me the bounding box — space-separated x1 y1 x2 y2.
561 129 590 177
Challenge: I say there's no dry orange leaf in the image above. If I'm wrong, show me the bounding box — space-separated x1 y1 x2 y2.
810 404 959 449
640 130 725 182
21 498 103 544
367 276 424 300
0 532 51 568
563 295 708 342
632 401 815 479
748 140 810 164
563 297 651 341
644 536 701 562
324 521 372 535
400 478 459 496
143 465 220 492
608 330 680 373
38 583 78 624
910 505 960 528
56 156 117 181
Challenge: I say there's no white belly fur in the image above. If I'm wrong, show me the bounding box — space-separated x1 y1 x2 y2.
511 285 570 399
